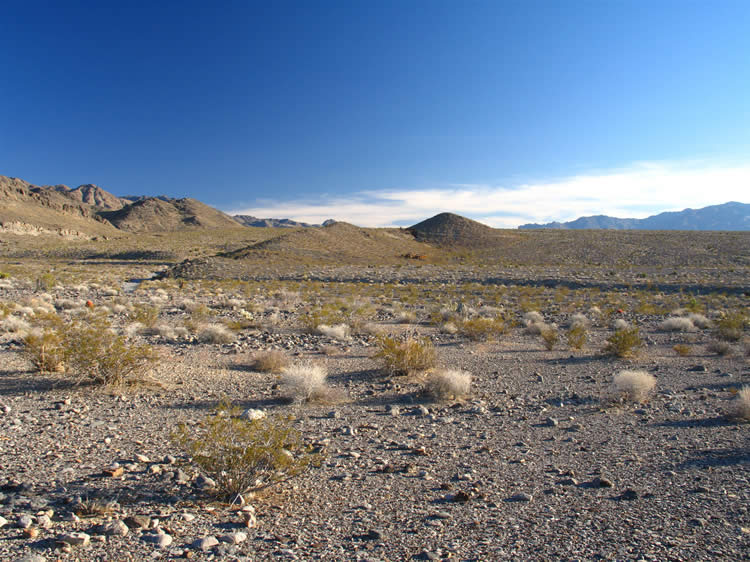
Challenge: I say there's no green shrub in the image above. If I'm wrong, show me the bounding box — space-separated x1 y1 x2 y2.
716 312 747 342
172 402 320 501
603 326 642 358
22 313 66 372
459 316 505 341
64 315 158 385
540 325 559 350
567 323 587 350
130 303 160 329
374 335 437 376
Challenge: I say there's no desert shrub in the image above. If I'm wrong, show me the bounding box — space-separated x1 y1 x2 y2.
567 323 587 350
172 402 319 501
706 340 732 356
197 323 235 344
731 386 750 421
440 321 459 335
540 324 559 350
611 370 656 403
374 335 437 376
604 326 642 358
522 311 544 327
252 350 290 373
396 310 418 324
281 363 333 403
687 313 711 329
130 303 160 329
715 312 747 342
424 369 472 401
569 313 589 329
612 318 629 331
23 324 66 373
673 343 692 357
659 317 696 332
63 315 158 385
0 271 8 279
35 272 56 291
1 315 30 335
459 316 505 341
316 323 351 341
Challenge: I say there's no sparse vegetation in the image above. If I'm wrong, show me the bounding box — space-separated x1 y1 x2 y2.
540 324 559 350
659 316 696 332
673 343 692 356
424 368 472 401
731 386 750 421
611 369 656 403
706 340 732 356
715 311 747 342
172 401 319 500
604 326 643 358
252 350 291 373
374 335 437 376
567 322 587 350
459 316 505 341
281 362 334 403
197 323 235 344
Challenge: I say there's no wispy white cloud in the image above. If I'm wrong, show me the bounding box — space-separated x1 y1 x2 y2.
227 161 750 228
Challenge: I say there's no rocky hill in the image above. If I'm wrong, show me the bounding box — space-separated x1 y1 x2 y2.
408 212 510 247
0 175 118 238
519 201 750 230
100 197 244 233
50 183 127 210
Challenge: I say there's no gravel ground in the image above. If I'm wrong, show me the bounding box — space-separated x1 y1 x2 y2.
0 270 748 562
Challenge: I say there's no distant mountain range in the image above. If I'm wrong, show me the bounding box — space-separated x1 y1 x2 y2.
233 215 336 228
519 202 750 230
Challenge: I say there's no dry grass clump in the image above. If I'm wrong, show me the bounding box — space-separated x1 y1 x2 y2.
281 362 337 403
659 317 697 332
424 369 472 401
604 326 643 358
687 312 711 329
197 323 236 344
1 315 31 335
459 316 505 341
612 318 629 331
611 370 656 403
374 335 437 376
706 340 732 356
396 310 418 324
440 321 459 335
673 343 692 357
730 386 750 421
252 350 290 373
522 311 544 333
316 323 351 341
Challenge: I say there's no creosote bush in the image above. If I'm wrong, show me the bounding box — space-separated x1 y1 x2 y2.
459 316 505 341
26 312 158 385
540 324 559 350
715 312 747 342
673 343 691 357
604 326 643 358
374 335 437 376
172 401 319 501
424 369 472 401
611 370 656 403
567 323 587 350
252 350 290 373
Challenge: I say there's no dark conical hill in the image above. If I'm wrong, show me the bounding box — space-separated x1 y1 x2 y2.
408 212 504 246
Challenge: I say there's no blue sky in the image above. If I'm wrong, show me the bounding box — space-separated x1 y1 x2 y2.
1 0 749 227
